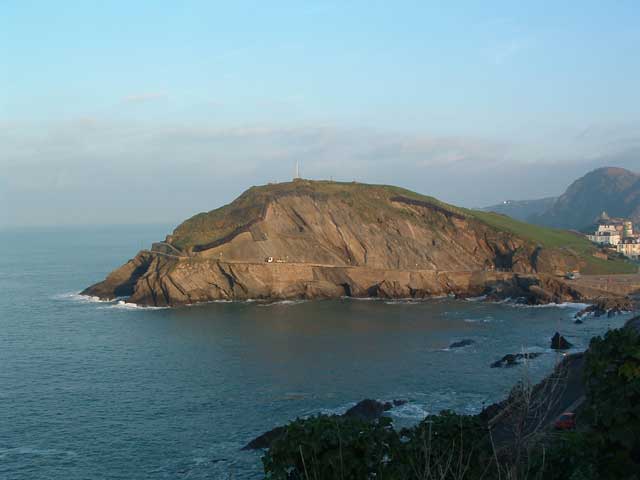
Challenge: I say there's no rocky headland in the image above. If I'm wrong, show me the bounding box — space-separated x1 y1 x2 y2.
83 179 636 307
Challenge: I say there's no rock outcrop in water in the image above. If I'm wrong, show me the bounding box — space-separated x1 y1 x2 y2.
449 339 476 349
575 297 633 319
490 352 542 368
550 332 573 350
83 180 630 306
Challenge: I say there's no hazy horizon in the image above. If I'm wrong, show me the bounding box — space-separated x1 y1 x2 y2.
2 1 639 227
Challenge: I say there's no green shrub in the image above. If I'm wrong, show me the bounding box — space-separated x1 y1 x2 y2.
262 411 496 480
262 415 401 480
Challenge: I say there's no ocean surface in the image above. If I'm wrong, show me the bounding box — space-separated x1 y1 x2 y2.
0 225 631 479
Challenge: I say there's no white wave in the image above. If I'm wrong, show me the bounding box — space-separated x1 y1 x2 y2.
383 297 443 304
465 295 487 302
463 316 495 323
52 292 111 303
256 299 308 307
345 296 446 304
183 299 232 307
384 300 422 305
101 300 169 310
342 296 378 301
503 301 589 310
390 403 429 420
317 402 355 416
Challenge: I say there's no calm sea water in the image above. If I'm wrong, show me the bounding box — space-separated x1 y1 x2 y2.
0 225 631 479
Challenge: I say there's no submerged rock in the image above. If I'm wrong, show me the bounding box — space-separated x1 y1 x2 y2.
550 332 573 350
449 339 476 349
490 352 542 368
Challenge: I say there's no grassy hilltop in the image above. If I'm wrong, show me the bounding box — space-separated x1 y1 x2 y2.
169 179 634 275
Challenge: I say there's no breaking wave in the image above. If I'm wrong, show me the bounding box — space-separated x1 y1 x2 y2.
52 292 111 303
256 299 309 307
100 300 169 310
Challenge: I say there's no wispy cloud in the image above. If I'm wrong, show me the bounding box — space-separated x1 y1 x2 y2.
1 118 637 226
122 92 168 103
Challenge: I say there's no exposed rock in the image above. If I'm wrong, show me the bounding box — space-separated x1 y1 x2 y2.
243 398 406 450
82 180 627 307
575 297 633 319
449 339 476 349
490 352 542 368
241 425 286 450
550 332 573 350
574 319 583 324
344 399 392 421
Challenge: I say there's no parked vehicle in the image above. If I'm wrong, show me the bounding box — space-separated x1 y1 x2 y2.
554 412 576 430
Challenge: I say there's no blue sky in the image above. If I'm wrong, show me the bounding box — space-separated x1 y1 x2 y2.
1 1 639 227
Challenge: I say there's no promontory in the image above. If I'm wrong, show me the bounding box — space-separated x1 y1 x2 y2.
82 179 635 306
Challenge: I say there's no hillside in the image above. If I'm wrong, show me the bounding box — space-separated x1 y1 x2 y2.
83 179 634 306
530 167 640 229
485 167 640 230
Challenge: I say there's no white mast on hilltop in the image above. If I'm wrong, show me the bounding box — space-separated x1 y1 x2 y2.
294 160 300 179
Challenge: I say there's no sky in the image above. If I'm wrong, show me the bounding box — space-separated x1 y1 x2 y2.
1 0 639 228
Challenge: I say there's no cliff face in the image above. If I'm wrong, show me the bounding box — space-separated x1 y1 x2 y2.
82 180 605 306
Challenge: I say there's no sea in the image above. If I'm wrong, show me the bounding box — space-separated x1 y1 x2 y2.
0 224 632 479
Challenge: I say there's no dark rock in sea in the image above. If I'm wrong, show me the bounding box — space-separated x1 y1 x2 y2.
449 339 475 349
243 398 407 450
490 352 542 368
551 332 573 350
344 399 392 421
574 319 583 324
242 425 287 450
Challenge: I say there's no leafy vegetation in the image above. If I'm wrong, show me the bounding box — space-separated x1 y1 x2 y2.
261 322 640 479
263 411 494 480
539 326 640 480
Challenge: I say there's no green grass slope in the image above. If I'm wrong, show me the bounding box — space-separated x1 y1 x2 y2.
469 210 636 274
169 180 465 251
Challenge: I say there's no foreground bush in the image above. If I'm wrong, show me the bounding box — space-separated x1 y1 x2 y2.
263 411 495 479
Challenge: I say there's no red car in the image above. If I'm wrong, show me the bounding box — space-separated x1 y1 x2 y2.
554 412 576 431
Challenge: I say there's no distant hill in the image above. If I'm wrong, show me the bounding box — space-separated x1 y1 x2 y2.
482 197 556 223
484 167 640 230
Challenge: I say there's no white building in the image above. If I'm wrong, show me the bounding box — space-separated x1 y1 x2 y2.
617 238 640 260
596 223 619 234
587 230 621 246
